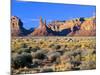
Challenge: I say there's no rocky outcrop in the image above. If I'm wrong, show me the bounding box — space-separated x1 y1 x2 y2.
11 16 34 37
30 17 53 36
47 17 96 36
11 16 21 36
11 16 96 36
68 17 96 36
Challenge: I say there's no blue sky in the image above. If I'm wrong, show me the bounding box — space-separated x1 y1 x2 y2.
11 0 96 29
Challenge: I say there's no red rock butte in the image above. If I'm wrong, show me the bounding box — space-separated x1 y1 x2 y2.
11 16 96 36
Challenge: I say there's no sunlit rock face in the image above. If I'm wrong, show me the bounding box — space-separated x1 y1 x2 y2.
11 16 96 36
11 16 34 37
11 16 21 36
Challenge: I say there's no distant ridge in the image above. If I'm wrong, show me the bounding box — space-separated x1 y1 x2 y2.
11 16 96 37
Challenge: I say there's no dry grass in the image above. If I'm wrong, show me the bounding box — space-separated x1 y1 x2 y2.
11 37 96 74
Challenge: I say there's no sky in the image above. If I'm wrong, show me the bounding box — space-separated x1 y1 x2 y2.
11 0 96 29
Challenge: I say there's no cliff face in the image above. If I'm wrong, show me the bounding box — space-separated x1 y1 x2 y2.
11 16 21 36
80 17 96 36
11 16 96 37
11 16 33 37
68 17 96 36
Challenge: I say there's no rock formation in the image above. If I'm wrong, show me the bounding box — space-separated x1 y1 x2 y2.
11 16 21 36
11 16 96 37
11 16 34 37
30 17 49 36
68 17 96 36
47 17 96 36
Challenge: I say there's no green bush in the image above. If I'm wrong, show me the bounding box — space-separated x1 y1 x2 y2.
12 53 32 69
17 48 31 54
35 50 46 60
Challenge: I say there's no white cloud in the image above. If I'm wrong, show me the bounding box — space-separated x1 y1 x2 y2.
17 0 96 5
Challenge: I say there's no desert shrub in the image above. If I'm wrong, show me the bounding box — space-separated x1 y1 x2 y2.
11 49 16 53
52 44 61 50
17 48 25 54
21 43 28 48
56 50 64 55
32 59 42 67
49 44 61 50
67 38 73 42
34 50 46 60
12 53 32 69
71 50 81 57
81 50 89 57
23 48 31 53
17 46 41 54
63 51 73 60
88 61 96 69
48 44 54 48
80 61 96 70
39 41 44 44
64 44 68 48
41 68 53 72
17 48 31 54
31 46 40 52
71 67 80 70
92 49 96 54
47 52 61 63
74 44 81 49
71 61 81 68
